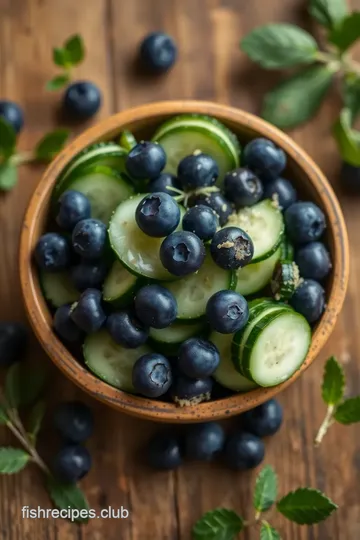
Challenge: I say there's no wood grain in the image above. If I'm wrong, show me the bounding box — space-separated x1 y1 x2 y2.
1 0 360 539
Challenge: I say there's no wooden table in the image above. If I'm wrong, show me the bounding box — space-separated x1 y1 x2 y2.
1 0 360 538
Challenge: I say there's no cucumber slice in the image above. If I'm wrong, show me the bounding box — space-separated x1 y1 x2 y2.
103 260 139 307
271 261 301 301
228 199 284 263
152 114 240 182
235 247 281 296
119 131 137 151
240 310 311 386
163 251 236 321
211 332 258 392
40 271 80 308
84 330 152 392
149 321 205 344
280 237 294 262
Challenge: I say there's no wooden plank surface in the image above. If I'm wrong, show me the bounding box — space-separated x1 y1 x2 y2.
0 0 360 538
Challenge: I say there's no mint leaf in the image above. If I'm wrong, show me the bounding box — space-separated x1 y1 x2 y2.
0 162 18 191
308 0 348 30
262 65 334 129
0 118 16 160
28 401 46 441
277 488 337 524
6 363 47 408
254 465 278 512
240 24 318 69
333 108 360 166
64 34 85 65
329 13 360 52
47 477 89 523
260 522 281 540
34 129 70 162
334 396 360 424
192 508 243 539
46 75 70 92
0 405 8 425
0 447 30 474
53 47 71 68
321 356 345 406
343 76 360 124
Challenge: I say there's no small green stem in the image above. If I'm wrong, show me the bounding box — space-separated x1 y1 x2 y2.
6 420 49 475
314 405 335 446
10 152 35 166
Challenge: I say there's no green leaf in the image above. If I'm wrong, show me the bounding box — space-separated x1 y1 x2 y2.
277 488 337 524
52 47 71 68
192 508 244 539
47 477 89 523
308 0 348 29
6 363 47 408
64 34 85 65
342 76 360 124
0 118 16 160
0 447 30 474
329 13 360 52
333 108 360 166
260 522 281 540
253 465 278 512
0 162 18 191
0 405 8 425
45 75 70 92
240 24 318 69
28 401 46 441
334 396 360 424
321 356 345 406
34 129 70 162
262 65 334 129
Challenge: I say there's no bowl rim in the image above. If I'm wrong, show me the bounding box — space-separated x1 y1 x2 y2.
19 100 349 423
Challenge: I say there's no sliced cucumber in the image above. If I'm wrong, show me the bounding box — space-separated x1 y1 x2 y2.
163 251 236 321
119 130 137 151
84 330 152 392
228 199 284 263
149 321 205 354
271 261 301 301
280 237 294 262
211 332 258 392
40 271 80 308
152 114 240 182
103 260 139 307
235 247 281 296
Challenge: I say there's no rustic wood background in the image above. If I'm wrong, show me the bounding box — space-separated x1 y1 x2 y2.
1 0 360 538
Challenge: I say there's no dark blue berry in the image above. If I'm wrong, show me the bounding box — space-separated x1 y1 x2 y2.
134 284 177 329
56 190 91 231
206 290 249 334
54 304 83 343
290 279 325 323
135 192 180 237
210 227 254 270
52 444 92 482
295 242 331 281
0 322 27 367
139 32 177 73
178 338 220 378
70 288 106 333
72 219 107 260
224 167 263 207
147 431 183 470
34 233 71 271
54 401 94 443
171 375 213 405
182 205 218 241
243 138 286 181
160 231 206 276
148 173 181 197
185 422 225 461
190 191 233 226
178 153 219 189
107 310 149 348
224 432 265 470
132 353 172 398
241 399 283 437
264 177 297 211
0 100 24 134
63 81 102 120
285 202 326 244
126 141 166 180
341 162 360 192
71 260 109 291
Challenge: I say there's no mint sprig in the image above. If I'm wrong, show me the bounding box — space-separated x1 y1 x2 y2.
308 0 348 30
46 34 85 91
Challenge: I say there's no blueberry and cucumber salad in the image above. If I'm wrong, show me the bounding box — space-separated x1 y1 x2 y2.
34 114 332 405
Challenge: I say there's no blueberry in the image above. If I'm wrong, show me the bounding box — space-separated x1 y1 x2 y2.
224 167 263 207
72 219 107 260
206 290 249 334
185 422 225 461
178 338 220 378
34 233 71 272
210 227 254 270
126 141 166 180
139 32 177 73
290 279 325 323
54 304 83 343
147 431 183 470
190 191 233 226
243 138 286 181
295 242 331 281
242 399 283 437
56 190 91 231
63 81 102 120
135 192 180 237
160 231 206 276
182 205 218 241
70 288 106 333
171 375 213 406
134 284 177 329
224 432 265 470
107 310 149 348
52 444 92 483
148 173 181 197
264 177 297 211
285 202 326 244
0 100 24 134
132 353 172 398
177 153 219 189
71 260 109 291
0 322 27 367
341 162 360 192
54 401 94 443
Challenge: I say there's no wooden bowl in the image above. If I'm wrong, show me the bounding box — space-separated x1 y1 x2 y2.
19 101 349 423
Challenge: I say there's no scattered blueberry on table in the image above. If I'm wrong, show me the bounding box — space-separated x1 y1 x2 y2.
63 81 102 120
139 32 178 73
0 100 24 134
0 322 27 367
52 444 92 483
